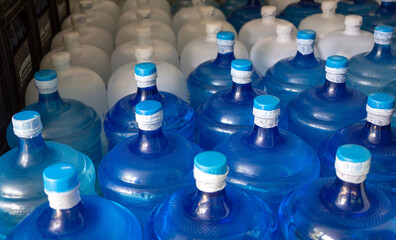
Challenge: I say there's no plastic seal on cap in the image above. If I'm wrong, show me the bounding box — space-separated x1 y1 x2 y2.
79 1 94 10
297 30 315 55
137 7 151 19
344 15 362 29
261 6 276 19
374 25 393 45
34 70 58 94
231 59 253 84
199 6 214 18
135 44 154 62
135 100 163 131
43 163 81 210
51 51 71 67
253 95 280 128
12 111 43 139
335 144 371 184
366 93 395 126
135 62 157 88
194 151 228 193
321 1 337 14
71 14 87 24
217 31 235 54
325 55 348 83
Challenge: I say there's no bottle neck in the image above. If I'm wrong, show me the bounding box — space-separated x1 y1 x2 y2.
17 134 48 168
262 15 276 23
54 63 71 72
136 36 151 44
185 189 232 222
38 91 68 112
245 125 282 148
321 177 371 213
362 121 395 146
290 51 318 66
276 33 293 42
225 82 256 102
320 79 349 100
81 8 93 17
132 86 164 104
213 51 235 66
345 25 361 35
64 39 81 51
366 43 393 61
73 22 87 33
130 127 168 153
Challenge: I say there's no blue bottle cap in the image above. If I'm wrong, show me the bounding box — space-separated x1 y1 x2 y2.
194 151 228 175
43 163 79 193
135 100 162 116
254 95 280 111
367 92 395 110
336 144 371 163
297 30 316 40
135 62 157 77
231 59 253 71
34 69 57 81
12 111 43 138
217 31 235 40
326 55 348 69
375 25 393 33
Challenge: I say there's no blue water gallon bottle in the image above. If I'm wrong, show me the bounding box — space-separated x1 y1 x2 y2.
278 0 321 27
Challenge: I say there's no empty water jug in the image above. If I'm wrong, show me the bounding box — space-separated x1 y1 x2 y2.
7 163 142 240
227 0 267 32
25 52 108 119
279 0 321 27
318 15 374 59
171 0 218 14
52 14 114 57
118 8 171 30
214 95 320 212
265 30 326 107
104 63 194 149
336 0 378 15
287 56 367 150
188 31 264 109
250 22 297 75
41 32 111 85
111 26 179 72
181 21 248 78
107 44 187 108
99 100 201 225
196 59 288 150
278 144 396 239
71 0 120 21
0 111 96 239
144 151 279 239
381 81 396 126
122 0 171 16
299 1 346 41
362 0 396 33
268 0 298 14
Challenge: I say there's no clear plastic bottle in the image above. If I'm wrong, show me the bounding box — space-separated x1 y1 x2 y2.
188 31 265 109
279 144 396 239
287 56 367 150
0 111 96 239
214 95 320 213
177 6 236 54
336 0 378 15
107 44 187 108
180 21 248 78
227 0 266 32
41 31 111 85
71 0 121 21
7 70 103 170
381 81 396 126
268 0 298 15
347 25 396 96
144 151 278 239
172 0 225 34
25 52 109 119
319 93 396 196
51 14 114 58
318 15 374 59
299 1 346 41
279 0 321 27
196 59 288 150
115 7 176 48
104 63 194 150
63 1 117 39
7 163 142 240
111 25 179 72
250 22 297 75
171 0 218 14
239 6 297 52
121 0 171 16
118 8 171 30
361 0 396 33
99 100 201 225
265 30 326 107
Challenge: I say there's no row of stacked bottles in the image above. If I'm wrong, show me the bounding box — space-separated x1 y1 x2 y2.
0 0 395 239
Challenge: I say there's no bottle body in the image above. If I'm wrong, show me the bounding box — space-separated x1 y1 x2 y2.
279 0 321 27
336 0 379 15
298 13 346 40
227 0 266 32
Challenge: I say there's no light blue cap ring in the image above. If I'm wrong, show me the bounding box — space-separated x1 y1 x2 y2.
135 100 162 116
336 144 371 163
326 55 348 68
375 25 393 33
367 92 395 110
34 69 57 81
217 31 235 40
231 59 253 71
254 95 280 111
43 163 79 193
194 151 228 175
135 62 157 77
297 30 316 40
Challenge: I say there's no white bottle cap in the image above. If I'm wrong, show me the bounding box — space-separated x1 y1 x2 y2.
321 1 337 14
205 21 223 42
192 0 203 7
335 144 371 184
63 31 80 51
135 100 163 131
135 44 154 63
12 111 43 139
199 6 215 18
51 51 71 68
261 6 276 19
276 22 293 35
344 15 362 33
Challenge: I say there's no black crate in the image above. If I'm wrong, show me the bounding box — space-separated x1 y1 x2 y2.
54 0 70 31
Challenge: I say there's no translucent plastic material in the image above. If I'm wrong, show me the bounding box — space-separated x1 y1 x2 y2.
214 96 320 212
0 114 96 239
104 63 194 149
51 14 114 57
177 7 236 54
381 81 396 126
25 53 108 119
361 1 396 33
71 0 121 21
41 32 111 85
264 31 326 107
318 15 374 59
287 56 367 150
227 0 267 32
299 1 346 40
239 6 297 52
188 32 265 109
268 0 298 14
171 0 219 14
250 22 297 75
118 8 172 30
122 0 171 16
279 0 321 27
219 0 247 17
99 102 201 225
180 22 248 78
347 27 396 96
336 0 378 15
